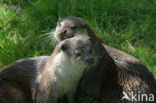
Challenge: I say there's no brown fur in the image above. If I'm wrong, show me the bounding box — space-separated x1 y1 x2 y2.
35 35 95 103
0 56 48 103
0 36 95 103
54 17 156 103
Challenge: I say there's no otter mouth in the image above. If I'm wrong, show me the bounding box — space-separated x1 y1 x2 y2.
57 35 75 41
56 35 66 41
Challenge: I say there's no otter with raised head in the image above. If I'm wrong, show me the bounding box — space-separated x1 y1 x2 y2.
53 16 156 103
0 35 95 103
36 35 95 103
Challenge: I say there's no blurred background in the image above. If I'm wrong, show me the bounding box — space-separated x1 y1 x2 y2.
0 0 155 102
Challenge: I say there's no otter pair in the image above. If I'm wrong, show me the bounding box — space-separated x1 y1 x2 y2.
0 17 156 103
0 35 95 103
54 17 156 103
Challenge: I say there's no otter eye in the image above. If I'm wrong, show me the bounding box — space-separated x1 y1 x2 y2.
71 26 77 30
75 52 81 57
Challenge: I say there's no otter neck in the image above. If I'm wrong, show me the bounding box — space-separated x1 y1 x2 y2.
97 42 122 101
37 51 86 102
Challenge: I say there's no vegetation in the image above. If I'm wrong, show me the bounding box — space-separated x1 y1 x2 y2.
0 0 155 102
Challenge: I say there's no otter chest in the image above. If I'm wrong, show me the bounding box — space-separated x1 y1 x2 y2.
50 52 85 97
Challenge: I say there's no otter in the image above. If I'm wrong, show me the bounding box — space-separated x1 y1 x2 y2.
35 35 95 103
0 56 48 103
0 35 95 103
53 16 156 103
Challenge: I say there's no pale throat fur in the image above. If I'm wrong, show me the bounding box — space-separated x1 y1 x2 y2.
43 50 87 97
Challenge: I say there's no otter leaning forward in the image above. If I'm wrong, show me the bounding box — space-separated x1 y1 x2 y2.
0 35 95 103
53 17 156 103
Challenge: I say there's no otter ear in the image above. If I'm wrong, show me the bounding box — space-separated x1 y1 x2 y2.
61 44 67 51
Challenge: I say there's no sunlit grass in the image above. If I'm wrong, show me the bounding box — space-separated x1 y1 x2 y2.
0 0 155 102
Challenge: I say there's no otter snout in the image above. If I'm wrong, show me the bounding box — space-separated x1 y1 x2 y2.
59 29 67 35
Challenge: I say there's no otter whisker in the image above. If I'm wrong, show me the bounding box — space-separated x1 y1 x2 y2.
48 35 58 47
40 29 58 47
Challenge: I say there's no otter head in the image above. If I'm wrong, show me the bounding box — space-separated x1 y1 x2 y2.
59 35 95 67
55 17 90 41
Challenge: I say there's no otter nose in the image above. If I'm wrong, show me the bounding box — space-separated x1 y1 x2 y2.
59 29 67 35
86 58 94 64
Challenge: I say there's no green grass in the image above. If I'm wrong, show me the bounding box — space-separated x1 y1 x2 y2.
0 0 156 102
